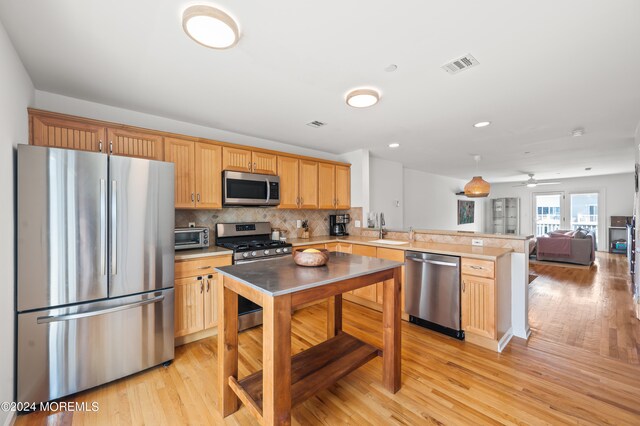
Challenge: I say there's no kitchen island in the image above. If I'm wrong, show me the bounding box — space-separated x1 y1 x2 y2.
215 252 403 425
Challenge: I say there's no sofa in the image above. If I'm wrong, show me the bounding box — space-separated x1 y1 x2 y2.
535 229 596 266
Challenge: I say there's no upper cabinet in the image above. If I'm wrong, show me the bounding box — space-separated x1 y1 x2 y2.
277 156 300 209
299 160 319 209
106 128 164 160
31 113 106 153
317 163 351 209
222 147 277 175
165 137 222 209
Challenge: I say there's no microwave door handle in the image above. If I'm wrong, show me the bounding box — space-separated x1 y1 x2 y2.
265 177 270 203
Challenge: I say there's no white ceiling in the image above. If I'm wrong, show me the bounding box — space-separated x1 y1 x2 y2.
1 0 639 183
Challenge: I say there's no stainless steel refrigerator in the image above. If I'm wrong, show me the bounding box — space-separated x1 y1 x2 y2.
16 145 175 404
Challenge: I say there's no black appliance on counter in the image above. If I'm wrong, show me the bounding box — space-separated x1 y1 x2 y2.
329 214 350 236
215 222 293 331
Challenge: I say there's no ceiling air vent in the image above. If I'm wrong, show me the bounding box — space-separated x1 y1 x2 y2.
306 120 327 128
441 54 479 75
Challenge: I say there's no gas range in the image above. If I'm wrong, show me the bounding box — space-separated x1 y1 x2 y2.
215 222 293 263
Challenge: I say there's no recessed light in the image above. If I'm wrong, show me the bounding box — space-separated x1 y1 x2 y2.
585 167 592 171
473 121 491 128
182 5 240 49
385 64 398 72
388 143 400 148
346 89 380 108
572 128 585 137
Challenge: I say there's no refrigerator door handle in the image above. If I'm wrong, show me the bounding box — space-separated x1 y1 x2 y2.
36 295 165 324
111 180 118 275
100 179 106 275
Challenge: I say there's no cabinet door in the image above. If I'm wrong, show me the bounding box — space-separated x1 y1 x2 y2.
277 156 300 208
222 147 252 172
318 163 336 209
252 151 277 175
203 274 218 329
31 114 106 152
299 160 318 209
195 142 222 209
376 248 405 308
107 128 163 160
325 243 352 253
350 245 378 301
461 274 496 339
335 165 351 209
165 138 196 208
174 276 205 337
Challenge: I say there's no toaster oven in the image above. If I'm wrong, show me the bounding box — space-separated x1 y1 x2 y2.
175 227 209 250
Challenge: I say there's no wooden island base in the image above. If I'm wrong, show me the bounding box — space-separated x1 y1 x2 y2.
216 254 402 426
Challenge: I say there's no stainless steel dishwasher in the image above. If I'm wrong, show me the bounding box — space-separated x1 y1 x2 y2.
405 251 464 339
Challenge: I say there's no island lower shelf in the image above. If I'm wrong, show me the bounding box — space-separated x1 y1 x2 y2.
228 332 380 416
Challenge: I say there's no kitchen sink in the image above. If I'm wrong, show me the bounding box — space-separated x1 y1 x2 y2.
369 239 408 245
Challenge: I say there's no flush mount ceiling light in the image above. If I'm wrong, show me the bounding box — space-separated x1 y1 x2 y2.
346 89 380 108
388 143 400 148
463 155 490 198
182 5 240 49
473 121 491 128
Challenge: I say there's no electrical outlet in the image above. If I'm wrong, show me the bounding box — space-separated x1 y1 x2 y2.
296 220 302 229
188 222 196 228
472 239 484 247
355 220 361 228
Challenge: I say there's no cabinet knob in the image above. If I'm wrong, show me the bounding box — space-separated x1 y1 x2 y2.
98 140 103 152
253 162 257 171
462 281 466 292
248 161 252 171
197 193 200 202
200 281 204 293
191 193 195 202
109 141 113 154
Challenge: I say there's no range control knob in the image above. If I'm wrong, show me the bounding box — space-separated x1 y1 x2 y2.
251 251 257 257
283 247 290 253
242 252 249 258
275 248 282 254
264 250 270 255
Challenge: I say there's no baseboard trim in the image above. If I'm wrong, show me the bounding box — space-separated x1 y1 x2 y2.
2 412 16 426
498 327 514 353
174 327 218 346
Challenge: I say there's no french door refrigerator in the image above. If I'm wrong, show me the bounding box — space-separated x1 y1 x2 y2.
16 145 175 404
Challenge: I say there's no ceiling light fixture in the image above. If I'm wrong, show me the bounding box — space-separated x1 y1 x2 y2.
473 121 491 128
571 128 585 137
463 155 490 198
385 64 398 72
346 89 380 108
388 143 400 148
182 5 240 49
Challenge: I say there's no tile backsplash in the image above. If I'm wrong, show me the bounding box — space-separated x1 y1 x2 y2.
176 207 363 240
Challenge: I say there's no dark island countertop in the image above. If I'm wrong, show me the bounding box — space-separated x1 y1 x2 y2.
215 252 403 297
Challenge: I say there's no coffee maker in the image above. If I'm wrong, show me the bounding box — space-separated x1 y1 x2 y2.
329 214 350 236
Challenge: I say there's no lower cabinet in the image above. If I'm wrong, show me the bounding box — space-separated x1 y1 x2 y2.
350 244 377 302
174 255 232 341
460 256 511 352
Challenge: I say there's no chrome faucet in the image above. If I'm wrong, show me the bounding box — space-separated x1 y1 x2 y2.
379 212 387 239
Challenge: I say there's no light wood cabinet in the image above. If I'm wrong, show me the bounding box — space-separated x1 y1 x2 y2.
335 165 351 209
31 114 106 152
318 163 336 209
325 242 352 253
174 256 232 339
461 274 496 339
375 248 405 311
277 156 300 208
251 151 277 175
194 142 222 209
165 138 222 209
351 245 381 303
299 160 319 209
107 128 164 160
223 147 277 175
318 163 351 209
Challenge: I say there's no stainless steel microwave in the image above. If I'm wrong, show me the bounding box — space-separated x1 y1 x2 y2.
175 227 209 250
222 171 280 207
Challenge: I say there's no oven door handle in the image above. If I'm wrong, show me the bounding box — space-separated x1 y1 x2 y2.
265 177 271 204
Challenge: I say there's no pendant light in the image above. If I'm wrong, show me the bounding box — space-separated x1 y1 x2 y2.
464 155 490 198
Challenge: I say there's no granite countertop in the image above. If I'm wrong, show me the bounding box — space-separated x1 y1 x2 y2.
215 252 402 297
287 236 513 260
174 246 233 261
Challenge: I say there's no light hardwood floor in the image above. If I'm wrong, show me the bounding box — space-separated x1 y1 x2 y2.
16 252 640 425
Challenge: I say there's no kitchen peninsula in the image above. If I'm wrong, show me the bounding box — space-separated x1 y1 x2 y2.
215 252 403 426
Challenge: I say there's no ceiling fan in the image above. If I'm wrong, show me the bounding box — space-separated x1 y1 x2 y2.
512 173 560 188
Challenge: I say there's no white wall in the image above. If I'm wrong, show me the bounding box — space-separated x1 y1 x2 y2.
34 90 344 163
338 149 369 211
369 157 404 229
0 19 34 425
403 168 485 232
489 173 634 248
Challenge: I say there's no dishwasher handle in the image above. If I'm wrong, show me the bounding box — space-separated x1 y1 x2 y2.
406 257 458 267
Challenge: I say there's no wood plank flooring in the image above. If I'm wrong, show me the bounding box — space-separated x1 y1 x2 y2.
16 252 640 425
